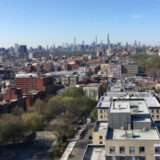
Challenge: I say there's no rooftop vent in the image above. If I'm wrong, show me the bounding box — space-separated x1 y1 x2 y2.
124 131 133 138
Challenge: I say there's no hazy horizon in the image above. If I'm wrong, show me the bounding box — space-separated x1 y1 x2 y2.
1 0 160 47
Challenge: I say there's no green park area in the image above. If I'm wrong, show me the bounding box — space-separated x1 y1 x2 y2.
0 87 97 159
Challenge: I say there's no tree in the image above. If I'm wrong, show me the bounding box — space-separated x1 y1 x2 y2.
48 118 69 148
46 95 65 119
12 106 24 118
34 98 46 115
0 114 25 144
62 87 84 98
22 112 43 132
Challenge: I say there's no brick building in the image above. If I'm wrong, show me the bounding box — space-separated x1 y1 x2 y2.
0 86 26 113
108 63 122 79
15 73 55 94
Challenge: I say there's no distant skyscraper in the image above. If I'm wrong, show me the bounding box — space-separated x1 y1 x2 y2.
139 42 141 48
14 43 19 56
19 45 27 56
134 40 137 48
107 34 110 49
106 34 112 56
126 42 128 48
29 52 34 59
74 36 76 46
101 40 103 50
95 35 97 49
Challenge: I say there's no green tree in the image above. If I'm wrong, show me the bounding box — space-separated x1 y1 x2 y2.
34 98 46 115
62 87 84 98
22 112 43 132
0 114 25 144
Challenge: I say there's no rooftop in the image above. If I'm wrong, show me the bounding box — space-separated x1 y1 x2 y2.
97 101 111 108
104 92 151 98
82 145 105 160
144 96 160 108
110 99 149 114
107 128 160 140
94 122 108 132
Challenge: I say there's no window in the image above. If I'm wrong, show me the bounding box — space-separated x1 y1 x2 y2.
100 115 103 119
155 157 160 160
155 147 160 154
99 136 103 140
100 110 103 114
152 115 155 118
99 141 103 144
157 115 159 118
110 146 115 154
157 110 159 113
130 157 136 160
152 110 154 113
129 146 135 154
139 147 145 154
119 146 125 154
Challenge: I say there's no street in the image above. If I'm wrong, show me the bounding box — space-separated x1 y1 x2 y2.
68 122 95 160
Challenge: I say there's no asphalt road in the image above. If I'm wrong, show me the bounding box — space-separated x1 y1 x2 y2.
68 122 95 160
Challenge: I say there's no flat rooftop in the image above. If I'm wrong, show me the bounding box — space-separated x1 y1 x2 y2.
104 92 151 98
94 122 108 132
107 128 160 140
110 101 130 113
97 101 111 108
99 96 111 102
144 97 160 108
110 99 149 114
82 145 105 160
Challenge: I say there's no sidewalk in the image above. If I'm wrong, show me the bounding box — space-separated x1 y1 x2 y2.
60 125 87 160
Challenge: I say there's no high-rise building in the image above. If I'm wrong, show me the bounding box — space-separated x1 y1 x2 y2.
19 45 27 56
95 35 97 50
14 43 19 56
107 33 110 49
74 36 76 46
74 36 76 50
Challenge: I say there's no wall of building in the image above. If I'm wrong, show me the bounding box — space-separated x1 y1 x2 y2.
92 131 107 145
105 140 160 160
149 108 160 121
98 108 108 121
108 112 131 129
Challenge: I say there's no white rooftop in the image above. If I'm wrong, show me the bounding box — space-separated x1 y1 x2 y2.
105 92 151 98
110 100 149 114
94 122 108 132
144 97 160 108
110 101 130 113
97 101 111 108
112 128 160 140
83 146 105 160
16 73 38 78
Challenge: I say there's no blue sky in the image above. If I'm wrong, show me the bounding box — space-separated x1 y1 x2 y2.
0 0 160 47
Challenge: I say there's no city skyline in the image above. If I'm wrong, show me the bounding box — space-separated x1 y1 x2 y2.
1 0 160 47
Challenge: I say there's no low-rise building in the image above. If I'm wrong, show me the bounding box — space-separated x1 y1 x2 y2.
15 73 55 94
122 62 138 78
83 83 103 100
83 91 160 160
61 75 78 86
